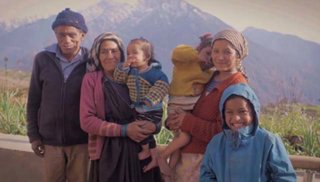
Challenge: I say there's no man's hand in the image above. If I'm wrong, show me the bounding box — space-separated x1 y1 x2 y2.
31 140 45 157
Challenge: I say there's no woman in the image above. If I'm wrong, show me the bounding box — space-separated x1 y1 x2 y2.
166 29 249 182
80 32 162 182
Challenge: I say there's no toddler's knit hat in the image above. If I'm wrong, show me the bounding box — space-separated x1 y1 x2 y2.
196 33 213 52
52 8 88 33
212 29 248 60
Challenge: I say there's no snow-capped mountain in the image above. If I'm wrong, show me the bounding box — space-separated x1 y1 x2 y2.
0 0 319 105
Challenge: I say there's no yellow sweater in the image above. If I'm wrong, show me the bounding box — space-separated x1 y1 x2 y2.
169 45 213 96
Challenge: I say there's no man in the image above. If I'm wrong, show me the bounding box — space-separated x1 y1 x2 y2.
27 8 89 182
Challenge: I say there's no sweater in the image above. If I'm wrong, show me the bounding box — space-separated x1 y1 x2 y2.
27 48 89 146
180 72 247 154
114 64 169 109
170 45 213 96
80 71 123 160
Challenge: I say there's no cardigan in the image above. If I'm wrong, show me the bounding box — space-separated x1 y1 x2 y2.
180 72 247 154
27 48 89 146
114 64 169 109
80 71 123 160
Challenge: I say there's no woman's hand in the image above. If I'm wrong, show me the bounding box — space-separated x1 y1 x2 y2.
139 121 156 134
126 120 154 142
166 108 187 131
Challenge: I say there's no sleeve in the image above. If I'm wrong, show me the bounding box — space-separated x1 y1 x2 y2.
113 63 129 84
80 73 122 137
199 142 218 182
179 75 246 143
26 56 42 142
144 73 169 106
180 112 222 143
267 135 297 182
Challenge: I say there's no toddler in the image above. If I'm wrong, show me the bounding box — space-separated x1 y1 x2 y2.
114 38 169 172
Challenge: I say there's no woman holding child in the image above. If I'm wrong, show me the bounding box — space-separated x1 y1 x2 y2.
80 32 162 182
165 29 249 182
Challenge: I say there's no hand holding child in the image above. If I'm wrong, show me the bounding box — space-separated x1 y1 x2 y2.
166 108 187 131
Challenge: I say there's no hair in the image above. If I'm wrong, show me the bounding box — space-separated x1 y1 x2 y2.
128 37 155 65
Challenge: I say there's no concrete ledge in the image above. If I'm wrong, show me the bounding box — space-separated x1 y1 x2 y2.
0 133 43 182
290 155 320 171
1 133 319 182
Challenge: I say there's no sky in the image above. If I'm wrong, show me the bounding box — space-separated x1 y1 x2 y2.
0 0 319 43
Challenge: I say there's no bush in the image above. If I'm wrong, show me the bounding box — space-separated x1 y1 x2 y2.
260 103 320 157
156 103 320 157
0 87 27 135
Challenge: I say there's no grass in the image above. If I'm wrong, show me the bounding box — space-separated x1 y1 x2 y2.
0 87 27 135
156 102 320 157
260 103 320 157
0 69 319 157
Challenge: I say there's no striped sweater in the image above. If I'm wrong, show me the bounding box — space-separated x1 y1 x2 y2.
114 63 169 109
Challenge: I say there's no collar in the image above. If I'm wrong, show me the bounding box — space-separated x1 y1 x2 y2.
45 43 83 62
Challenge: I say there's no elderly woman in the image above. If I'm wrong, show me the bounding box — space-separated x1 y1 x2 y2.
80 32 162 182
166 29 249 182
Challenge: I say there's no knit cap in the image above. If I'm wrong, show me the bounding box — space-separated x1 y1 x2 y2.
170 45 213 96
196 33 213 52
52 8 88 33
212 29 248 60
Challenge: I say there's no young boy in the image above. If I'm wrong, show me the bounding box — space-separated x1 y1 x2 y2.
200 83 296 182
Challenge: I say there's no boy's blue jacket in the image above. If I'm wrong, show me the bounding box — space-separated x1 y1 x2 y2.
200 83 296 182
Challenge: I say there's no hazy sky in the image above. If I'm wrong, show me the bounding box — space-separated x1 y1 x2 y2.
0 0 319 43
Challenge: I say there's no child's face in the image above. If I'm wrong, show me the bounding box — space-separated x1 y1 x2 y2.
127 43 149 71
198 46 212 70
211 39 240 73
224 96 253 131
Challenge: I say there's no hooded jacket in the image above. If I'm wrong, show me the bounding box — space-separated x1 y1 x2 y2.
200 83 296 182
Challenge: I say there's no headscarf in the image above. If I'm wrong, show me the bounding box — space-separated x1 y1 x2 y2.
212 29 248 60
87 32 125 71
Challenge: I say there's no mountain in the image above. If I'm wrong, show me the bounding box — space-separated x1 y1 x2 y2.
243 27 320 105
0 22 8 36
0 0 319 105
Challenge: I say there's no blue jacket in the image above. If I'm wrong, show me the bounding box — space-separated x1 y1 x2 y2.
200 83 296 182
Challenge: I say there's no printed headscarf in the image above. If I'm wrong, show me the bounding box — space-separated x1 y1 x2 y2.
212 29 248 60
87 32 125 71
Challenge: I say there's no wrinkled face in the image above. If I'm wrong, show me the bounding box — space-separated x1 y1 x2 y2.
198 46 212 70
224 96 253 131
99 40 121 75
54 25 85 60
127 43 149 71
211 39 240 73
